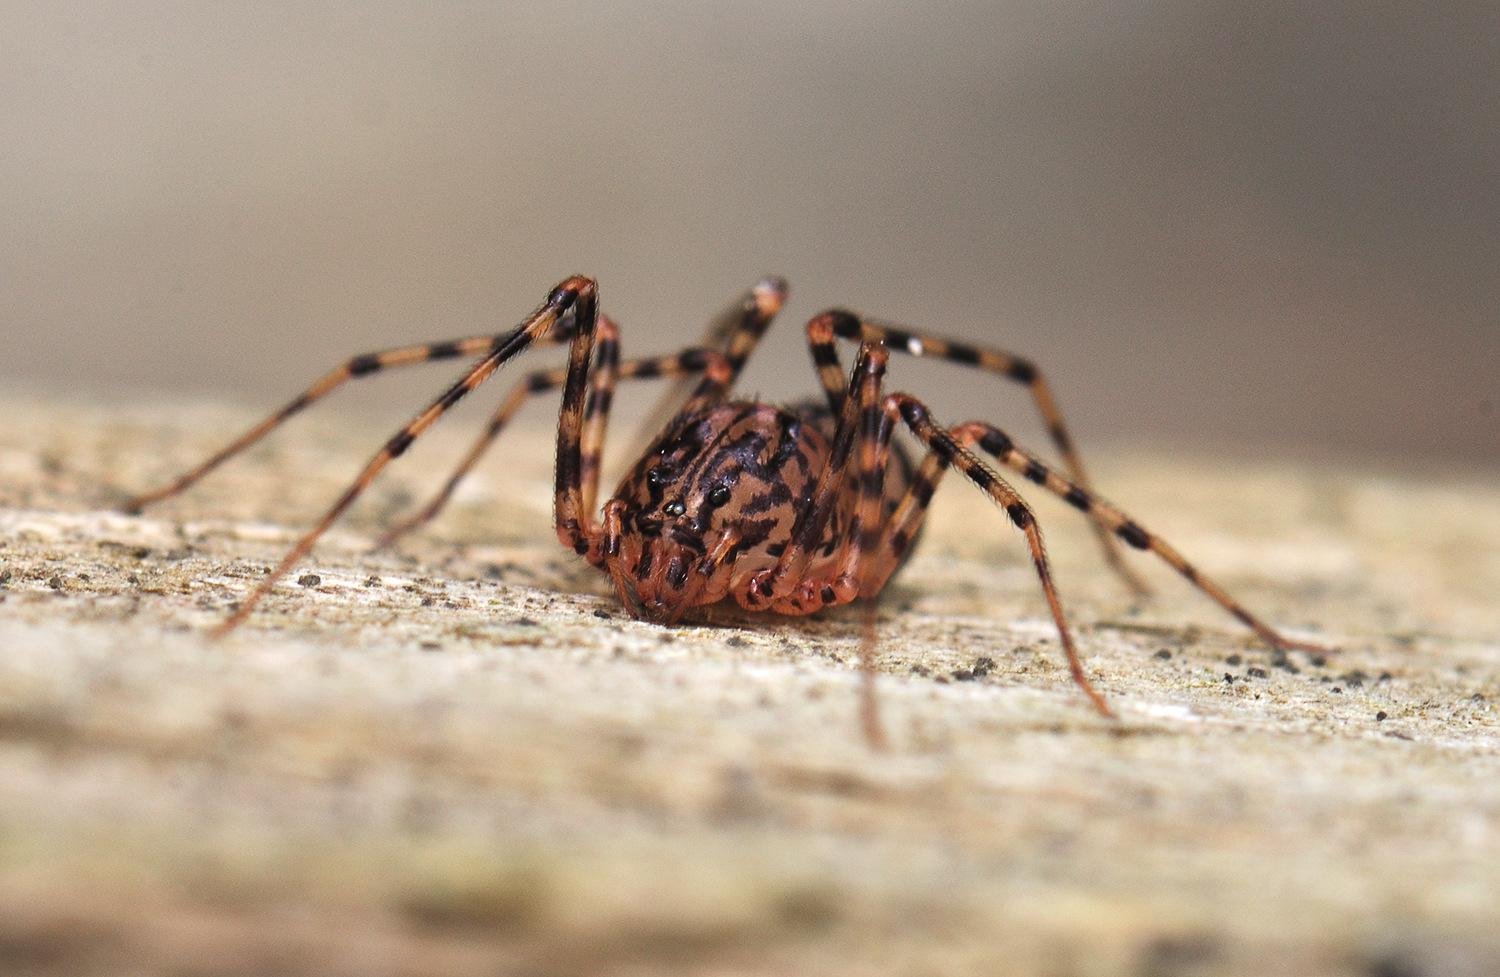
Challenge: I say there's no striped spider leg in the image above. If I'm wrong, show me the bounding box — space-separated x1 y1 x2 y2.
758 311 1333 717
374 277 789 547
121 277 788 634
814 310 1152 596
123 277 601 633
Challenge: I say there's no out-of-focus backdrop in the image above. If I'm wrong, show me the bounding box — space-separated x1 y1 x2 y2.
3 1 1495 467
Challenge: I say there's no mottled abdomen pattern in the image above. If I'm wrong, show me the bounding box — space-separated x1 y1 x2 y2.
602 401 915 621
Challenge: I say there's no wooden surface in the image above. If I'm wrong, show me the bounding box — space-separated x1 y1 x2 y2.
0 392 1497 976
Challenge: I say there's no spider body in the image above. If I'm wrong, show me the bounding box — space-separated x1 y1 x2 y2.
598 400 916 624
124 274 1327 720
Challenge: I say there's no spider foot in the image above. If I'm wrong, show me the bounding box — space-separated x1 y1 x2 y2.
369 524 410 551
116 487 158 515
1265 637 1338 673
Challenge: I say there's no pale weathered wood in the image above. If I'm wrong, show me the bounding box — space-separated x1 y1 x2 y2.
0 391 1497 976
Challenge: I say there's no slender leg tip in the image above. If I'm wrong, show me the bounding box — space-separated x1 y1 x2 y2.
117 491 154 515
208 603 257 640
753 277 789 315
369 528 403 551
754 275 789 296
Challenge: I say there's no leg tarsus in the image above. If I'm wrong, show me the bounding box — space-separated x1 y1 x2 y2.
1263 631 1338 659
859 600 889 751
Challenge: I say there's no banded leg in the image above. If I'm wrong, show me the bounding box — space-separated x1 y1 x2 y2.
762 375 1115 716
212 277 598 634
804 309 1149 596
885 397 1113 717
372 316 618 548
633 277 788 449
121 318 577 513
723 338 900 745
376 335 738 548
856 448 951 599
798 344 900 610
944 418 1330 657
742 341 888 615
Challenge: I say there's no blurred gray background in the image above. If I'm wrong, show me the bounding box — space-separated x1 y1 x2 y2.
3 1 1496 467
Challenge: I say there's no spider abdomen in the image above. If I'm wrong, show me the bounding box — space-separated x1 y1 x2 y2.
601 400 913 621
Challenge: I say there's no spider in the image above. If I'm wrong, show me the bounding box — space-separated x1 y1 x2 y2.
123 276 1327 722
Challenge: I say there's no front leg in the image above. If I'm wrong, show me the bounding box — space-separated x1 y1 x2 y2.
210 277 596 635
741 341 890 615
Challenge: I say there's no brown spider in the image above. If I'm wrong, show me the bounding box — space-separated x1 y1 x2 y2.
123 276 1327 722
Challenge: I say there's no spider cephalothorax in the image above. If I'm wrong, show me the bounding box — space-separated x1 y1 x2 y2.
124 275 1328 721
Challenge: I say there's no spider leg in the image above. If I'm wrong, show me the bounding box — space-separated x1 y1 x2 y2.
120 319 577 514
551 281 605 555
855 448 949 599
373 315 618 547
210 277 597 634
789 343 899 612
375 334 738 548
577 316 621 518
791 322 1115 713
551 287 751 564
735 339 895 747
741 341 886 614
885 397 1114 717
804 309 1151 597
809 343 900 752
742 336 1113 716
634 277 788 447
941 418 1332 659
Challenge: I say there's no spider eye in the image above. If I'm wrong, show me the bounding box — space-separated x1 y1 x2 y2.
646 467 667 491
707 484 731 507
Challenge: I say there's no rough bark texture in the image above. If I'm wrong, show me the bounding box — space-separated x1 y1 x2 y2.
0 391 1496 976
